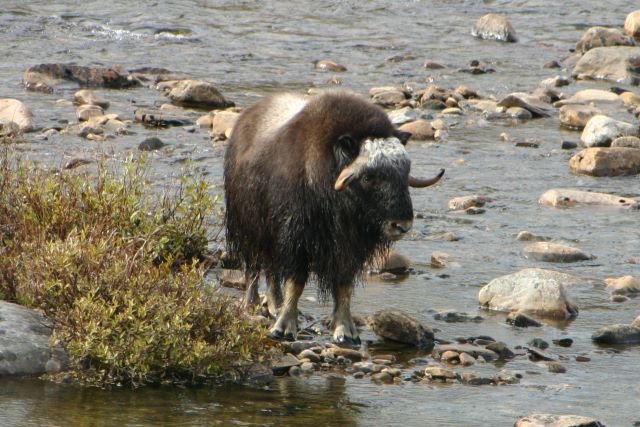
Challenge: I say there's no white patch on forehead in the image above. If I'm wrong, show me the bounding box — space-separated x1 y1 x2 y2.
361 137 410 171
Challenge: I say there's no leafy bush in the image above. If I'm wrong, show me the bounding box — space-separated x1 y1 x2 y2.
0 146 269 387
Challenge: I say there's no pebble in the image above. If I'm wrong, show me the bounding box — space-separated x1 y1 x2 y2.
547 362 567 373
138 137 166 151
507 311 542 327
552 338 573 348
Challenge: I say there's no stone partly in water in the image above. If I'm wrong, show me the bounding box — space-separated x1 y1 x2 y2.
159 80 234 109
74 89 110 109
398 119 435 141
515 413 604 427
558 105 600 130
367 309 434 348
447 194 492 211
572 46 640 85
506 311 542 327
522 242 593 263
0 301 67 376
611 135 640 149
313 59 347 72
471 13 518 42
575 27 636 54
76 104 104 122
569 147 640 177
369 87 408 108
432 343 499 362
368 249 411 274
592 324 640 345
538 188 640 209
0 99 34 132
604 275 640 295
23 63 140 92
497 92 554 117
134 108 194 128
478 268 580 319
580 114 639 148
138 137 166 151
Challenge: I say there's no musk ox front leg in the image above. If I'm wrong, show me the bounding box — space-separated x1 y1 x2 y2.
269 279 304 341
331 284 361 346
241 271 260 311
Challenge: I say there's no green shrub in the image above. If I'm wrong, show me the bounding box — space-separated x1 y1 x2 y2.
0 146 269 387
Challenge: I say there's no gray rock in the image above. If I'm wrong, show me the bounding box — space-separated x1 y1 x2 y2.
559 105 600 129
387 107 421 125
76 104 104 122
611 135 640 149
604 275 640 295
484 341 515 360
580 115 639 147
592 324 640 345
538 188 640 209
369 87 408 108
497 93 554 117
367 309 434 348
424 366 458 381
160 80 233 109
271 353 301 375
23 63 140 92
625 10 640 41
243 363 273 387
548 361 567 373
398 119 435 141
576 27 636 54
572 46 640 85
471 13 518 42
74 89 110 109
432 344 499 362
555 89 622 107
134 109 194 127
522 242 592 263
448 194 492 210
0 301 66 376
515 413 604 427
0 99 34 132
569 147 640 177
478 268 579 319
138 137 166 151
507 311 542 327
433 311 483 323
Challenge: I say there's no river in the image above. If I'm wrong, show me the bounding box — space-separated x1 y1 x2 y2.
1 1 639 426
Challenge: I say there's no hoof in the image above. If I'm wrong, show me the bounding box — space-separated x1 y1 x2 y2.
333 335 361 347
268 328 295 341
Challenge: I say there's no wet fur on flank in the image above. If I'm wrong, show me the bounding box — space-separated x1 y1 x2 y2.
224 91 413 301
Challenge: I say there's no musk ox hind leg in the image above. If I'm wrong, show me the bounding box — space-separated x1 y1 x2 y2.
269 278 304 341
241 271 260 311
331 284 361 346
265 273 283 318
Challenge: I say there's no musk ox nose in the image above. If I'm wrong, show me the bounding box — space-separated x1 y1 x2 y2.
383 219 413 241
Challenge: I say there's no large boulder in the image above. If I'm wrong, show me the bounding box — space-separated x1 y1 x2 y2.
367 309 434 348
569 147 640 176
575 27 636 54
592 324 640 345
604 275 640 295
580 114 639 147
159 80 234 109
522 242 592 263
624 10 640 41
555 89 621 106
0 99 34 132
471 13 517 42
478 268 579 319
538 188 639 209
572 46 640 85
0 301 66 376
515 413 604 427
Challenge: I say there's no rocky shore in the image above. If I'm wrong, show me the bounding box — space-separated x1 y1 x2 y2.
2 8 640 427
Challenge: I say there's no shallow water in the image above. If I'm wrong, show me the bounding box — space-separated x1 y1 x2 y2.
1 1 640 426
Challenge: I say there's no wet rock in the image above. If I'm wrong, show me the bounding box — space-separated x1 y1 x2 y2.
575 355 591 362
424 366 458 381
556 89 622 107
458 352 475 366
76 104 104 122
569 147 640 176
433 311 483 323
611 135 640 148
288 365 301 376
619 91 640 106
507 107 533 120
572 46 640 85
507 311 542 327
576 27 636 54
515 414 604 427
543 60 562 69
430 251 456 269
325 345 363 362
460 371 491 385
0 99 34 132
559 105 601 129
471 13 517 42
522 242 592 263
548 361 567 373
624 10 640 41
580 114 639 147
398 119 435 141
604 275 640 295
440 350 459 363
128 67 186 84
553 338 574 347
432 344 498 362
369 87 408 108
423 60 445 69
243 363 273 387
367 309 434 348
282 341 322 355
298 349 321 364
0 301 67 376
478 268 579 319
134 108 194 127
73 89 109 109
516 231 549 242
160 80 233 109
497 93 554 117
528 338 549 350
300 361 316 374
313 59 347 72
23 64 140 91
447 194 491 210
460 99 499 114
210 110 239 137
493 370 520 384
561 141 578 150
371 371 394 384
592 324 640 345
388 107 421 125
538 188 639 209
138 137 166 151
527 347 555 362
271 353 301 375
368 249 410 274
485 342 515 360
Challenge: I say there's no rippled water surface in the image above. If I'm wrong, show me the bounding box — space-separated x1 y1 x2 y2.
1 1 639 426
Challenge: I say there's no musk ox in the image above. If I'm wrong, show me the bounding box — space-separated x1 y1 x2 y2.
224 91 443 345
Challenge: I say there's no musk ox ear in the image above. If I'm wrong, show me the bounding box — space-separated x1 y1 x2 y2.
396 131 412 145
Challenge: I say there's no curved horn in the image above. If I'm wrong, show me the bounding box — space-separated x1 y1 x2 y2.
408 168 445 188
334 157 368 191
